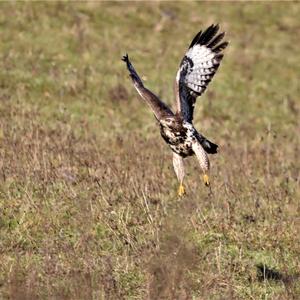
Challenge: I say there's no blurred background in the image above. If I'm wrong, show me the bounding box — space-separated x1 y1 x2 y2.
0 2 299 299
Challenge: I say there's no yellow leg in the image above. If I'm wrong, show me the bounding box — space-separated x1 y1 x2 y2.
177 183 185 197
203 174 210 187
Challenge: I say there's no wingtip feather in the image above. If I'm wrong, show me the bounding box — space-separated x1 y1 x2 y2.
122 53 129 62
189 24 228 53
213 41 229 53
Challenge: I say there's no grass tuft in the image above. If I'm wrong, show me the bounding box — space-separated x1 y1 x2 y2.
0 2 299 299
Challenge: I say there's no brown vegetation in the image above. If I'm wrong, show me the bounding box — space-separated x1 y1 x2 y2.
0 2 299 299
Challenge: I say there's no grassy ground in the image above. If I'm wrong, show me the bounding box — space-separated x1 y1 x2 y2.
0 2 299 299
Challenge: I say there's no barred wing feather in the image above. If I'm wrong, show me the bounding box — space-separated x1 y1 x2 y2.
175 24 228 122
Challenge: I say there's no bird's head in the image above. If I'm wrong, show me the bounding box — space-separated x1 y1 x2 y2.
160 117 176 129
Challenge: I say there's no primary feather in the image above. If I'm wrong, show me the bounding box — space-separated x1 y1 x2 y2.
175 24 228 122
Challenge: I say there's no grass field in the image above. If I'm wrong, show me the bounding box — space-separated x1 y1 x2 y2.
0 2 299 299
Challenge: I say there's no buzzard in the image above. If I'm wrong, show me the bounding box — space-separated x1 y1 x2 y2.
122 24 228 196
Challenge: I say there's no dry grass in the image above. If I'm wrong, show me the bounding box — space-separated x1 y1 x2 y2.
0 2 299 299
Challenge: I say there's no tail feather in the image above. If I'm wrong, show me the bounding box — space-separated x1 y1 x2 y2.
197 134 218 154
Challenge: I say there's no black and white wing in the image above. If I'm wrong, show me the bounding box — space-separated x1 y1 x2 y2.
122 54 173 120
175 24 228 123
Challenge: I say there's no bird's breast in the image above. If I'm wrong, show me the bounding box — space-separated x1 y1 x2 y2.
160 124 195 157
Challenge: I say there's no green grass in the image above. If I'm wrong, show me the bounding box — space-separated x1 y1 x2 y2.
0 2 299 299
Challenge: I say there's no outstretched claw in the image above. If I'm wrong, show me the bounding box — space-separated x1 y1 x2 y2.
178 183 186 197
203 174 210 187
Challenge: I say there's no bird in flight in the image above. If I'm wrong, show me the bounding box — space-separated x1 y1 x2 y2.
122 24 228 196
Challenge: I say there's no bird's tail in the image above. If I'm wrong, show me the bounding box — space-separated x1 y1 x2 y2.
197 134 218 154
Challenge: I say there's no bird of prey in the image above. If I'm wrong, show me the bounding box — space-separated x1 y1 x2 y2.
122 24 228 196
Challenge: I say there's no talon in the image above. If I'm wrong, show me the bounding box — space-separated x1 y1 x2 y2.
203 174 210 186
178 183 185 197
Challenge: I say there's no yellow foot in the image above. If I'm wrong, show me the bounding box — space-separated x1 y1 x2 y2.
203 174 210 187
177 184 186 197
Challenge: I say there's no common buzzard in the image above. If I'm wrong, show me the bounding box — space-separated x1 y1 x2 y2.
122 24 228 196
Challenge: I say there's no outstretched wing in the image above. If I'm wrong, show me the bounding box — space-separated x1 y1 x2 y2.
122 54 173 120
175 24 228 122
